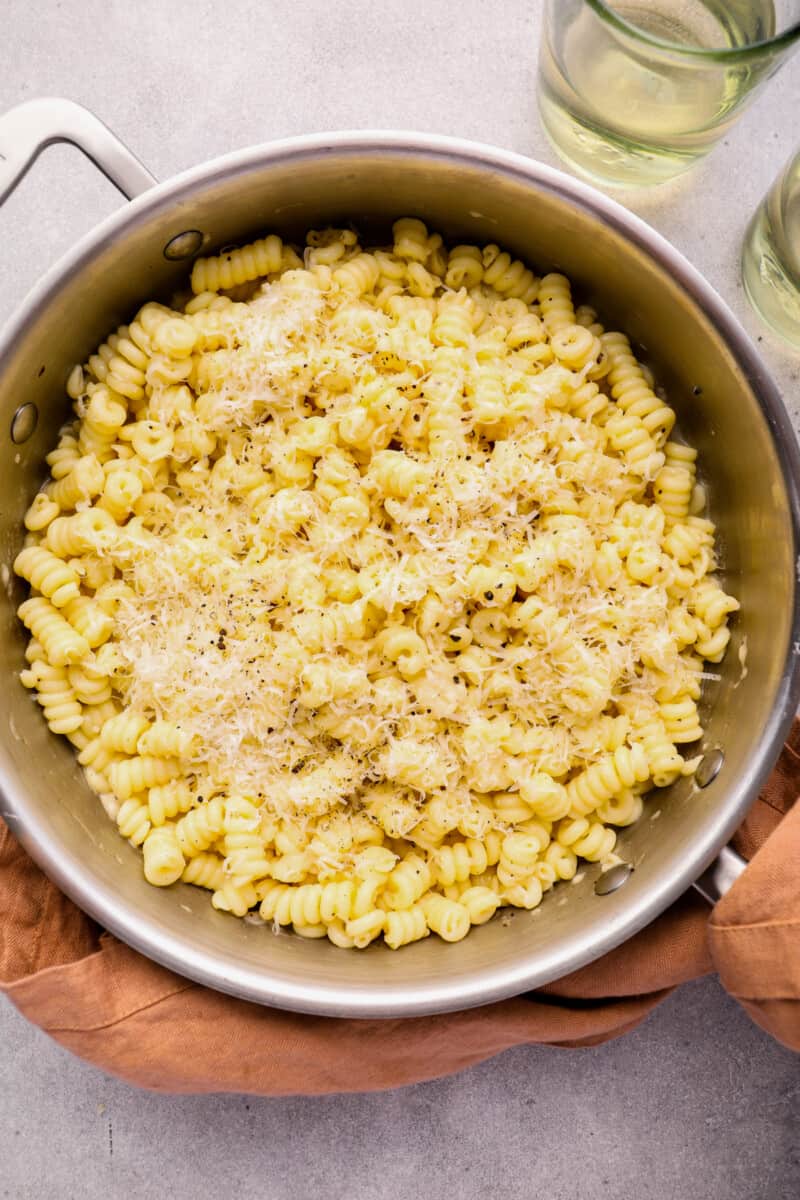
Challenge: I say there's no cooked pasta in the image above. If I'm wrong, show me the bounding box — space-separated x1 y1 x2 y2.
14 219 738 950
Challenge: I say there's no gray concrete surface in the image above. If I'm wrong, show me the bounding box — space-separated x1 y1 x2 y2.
1 976 799 1200
1 2 799 1197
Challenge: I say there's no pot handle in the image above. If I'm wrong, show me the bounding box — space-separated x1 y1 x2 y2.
692 844 747 905
0 97 157 206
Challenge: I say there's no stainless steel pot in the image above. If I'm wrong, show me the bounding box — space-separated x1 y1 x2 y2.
1 99 799 1018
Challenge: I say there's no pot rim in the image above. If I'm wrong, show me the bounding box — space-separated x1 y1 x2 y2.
2 130 800 1016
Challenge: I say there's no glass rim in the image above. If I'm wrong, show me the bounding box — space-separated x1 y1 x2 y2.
585 0 800 61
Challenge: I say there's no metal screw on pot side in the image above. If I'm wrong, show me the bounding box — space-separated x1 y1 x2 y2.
594 863 634 896
10 402 38 443
163 230 205 260
695 749 724 789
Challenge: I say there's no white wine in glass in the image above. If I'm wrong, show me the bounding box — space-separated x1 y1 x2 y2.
538 1 800 187
742 150 800 348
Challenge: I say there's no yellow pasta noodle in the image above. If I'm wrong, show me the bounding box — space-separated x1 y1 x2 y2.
18 597 90 667
20 660 83 735
142 825 186 886
181 852 226 892
14 546 81 609
384 904 430 949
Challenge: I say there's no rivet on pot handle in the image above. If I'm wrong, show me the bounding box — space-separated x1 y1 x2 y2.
692 845 747 905
0 97 157 206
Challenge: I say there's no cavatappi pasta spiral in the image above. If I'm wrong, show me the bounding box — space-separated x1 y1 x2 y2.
14 219 738 950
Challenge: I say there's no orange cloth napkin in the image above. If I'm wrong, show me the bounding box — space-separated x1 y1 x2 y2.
2 724 798 1094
